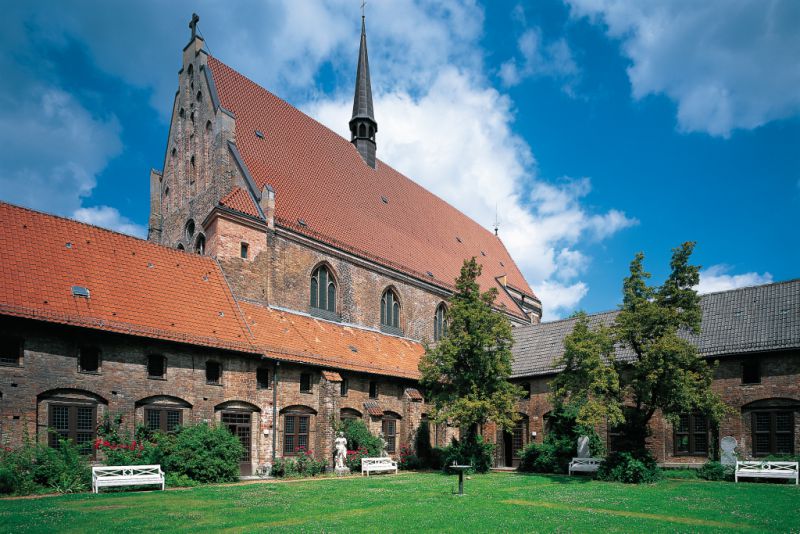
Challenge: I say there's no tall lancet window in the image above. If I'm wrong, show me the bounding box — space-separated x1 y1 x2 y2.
434 303 448 342
310 265 336 314
381 288 401 331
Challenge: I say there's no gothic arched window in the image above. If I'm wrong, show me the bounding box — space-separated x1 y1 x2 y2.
358 123 366 137
195 234 205 255
381 288 401 330
434 303 448 342
310 265 336 313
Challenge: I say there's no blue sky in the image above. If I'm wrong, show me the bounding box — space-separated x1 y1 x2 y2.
1 1 798 320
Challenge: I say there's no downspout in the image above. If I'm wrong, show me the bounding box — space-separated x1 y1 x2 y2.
271 360 280 464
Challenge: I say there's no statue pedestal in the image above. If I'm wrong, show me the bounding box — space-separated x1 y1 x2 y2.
334 467 351 476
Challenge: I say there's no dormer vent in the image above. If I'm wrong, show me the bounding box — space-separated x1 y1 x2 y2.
71 286 90 298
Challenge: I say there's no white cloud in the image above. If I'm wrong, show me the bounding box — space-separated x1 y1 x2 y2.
499 27 579 93
535 280 589 320
696 264 773 294
567 0 800 137
0 88 122 215
72 206 147 238
308 68 636 319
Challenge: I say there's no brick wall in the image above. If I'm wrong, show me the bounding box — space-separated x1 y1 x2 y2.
0 317 424 473
497 353 800 467
268 232 448 343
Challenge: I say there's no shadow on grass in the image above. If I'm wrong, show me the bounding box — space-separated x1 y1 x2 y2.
511 472 594 484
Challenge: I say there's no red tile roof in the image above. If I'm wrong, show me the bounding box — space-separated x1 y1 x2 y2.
239 300 423 379
321 371 343 382
208 57 536 319
405 388 424 401
219 186 261 219
0 202 253 352
363 401 384 417
0 202 424 379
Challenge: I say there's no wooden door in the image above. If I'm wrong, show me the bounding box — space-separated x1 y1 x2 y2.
222 411 252 476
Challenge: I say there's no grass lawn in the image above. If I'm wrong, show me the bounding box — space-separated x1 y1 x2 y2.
1 472 798 533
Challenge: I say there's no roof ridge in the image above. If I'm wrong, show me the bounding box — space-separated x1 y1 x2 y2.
239 299 423 345
697 277 799 297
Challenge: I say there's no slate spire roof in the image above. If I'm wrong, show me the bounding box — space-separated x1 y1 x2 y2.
348 15 378 168
351 16 375 122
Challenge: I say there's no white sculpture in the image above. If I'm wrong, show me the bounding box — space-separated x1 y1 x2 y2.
720 436 738 467
577 436 591 458
334 431 348 470
378 431 388 457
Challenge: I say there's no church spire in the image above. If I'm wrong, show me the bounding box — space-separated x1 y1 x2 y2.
349 13 378 168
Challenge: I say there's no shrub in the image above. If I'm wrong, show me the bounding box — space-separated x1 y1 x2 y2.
597 451 662 484
0 436 91 495
429 447 446 471
518 439 573 474
440 436 493 474
698 461 733 481
414 421 433 467
398 445 421 470
344 446 370 472
94 438 158 466
156 423 244 483
517 407 604 475
270 449 327 478
338 419 383 457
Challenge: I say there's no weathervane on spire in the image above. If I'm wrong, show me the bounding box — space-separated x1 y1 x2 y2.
361 0 366 18
189 13 200 41
494 205 500 236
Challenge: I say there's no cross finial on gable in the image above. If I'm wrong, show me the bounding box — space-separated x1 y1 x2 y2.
189 13 200 41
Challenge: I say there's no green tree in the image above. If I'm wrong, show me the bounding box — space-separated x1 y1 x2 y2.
419 258 522 444
614 242 727 450
550 312 623 428
554 242 728 452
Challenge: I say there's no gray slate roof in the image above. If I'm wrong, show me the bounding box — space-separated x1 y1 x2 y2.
511 279 800 378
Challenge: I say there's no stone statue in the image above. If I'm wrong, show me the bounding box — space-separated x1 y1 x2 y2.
334 432 348 470
720 436 738 467
378 431 388 457
333 431 350 475
577 436 591 458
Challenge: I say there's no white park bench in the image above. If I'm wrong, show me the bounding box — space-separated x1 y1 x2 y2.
92 465 165 493
568 457 602 475
361 457 398 476
735 461 798 484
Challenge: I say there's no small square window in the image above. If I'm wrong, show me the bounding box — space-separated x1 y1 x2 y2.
300 372 312 393
257 367 270 389
240 242 249 259
369 381 378 399
340 377 349 397
147 354 166 378
79 347 100 373
206 361 222 385
742 360 761 384
0 336 22 366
